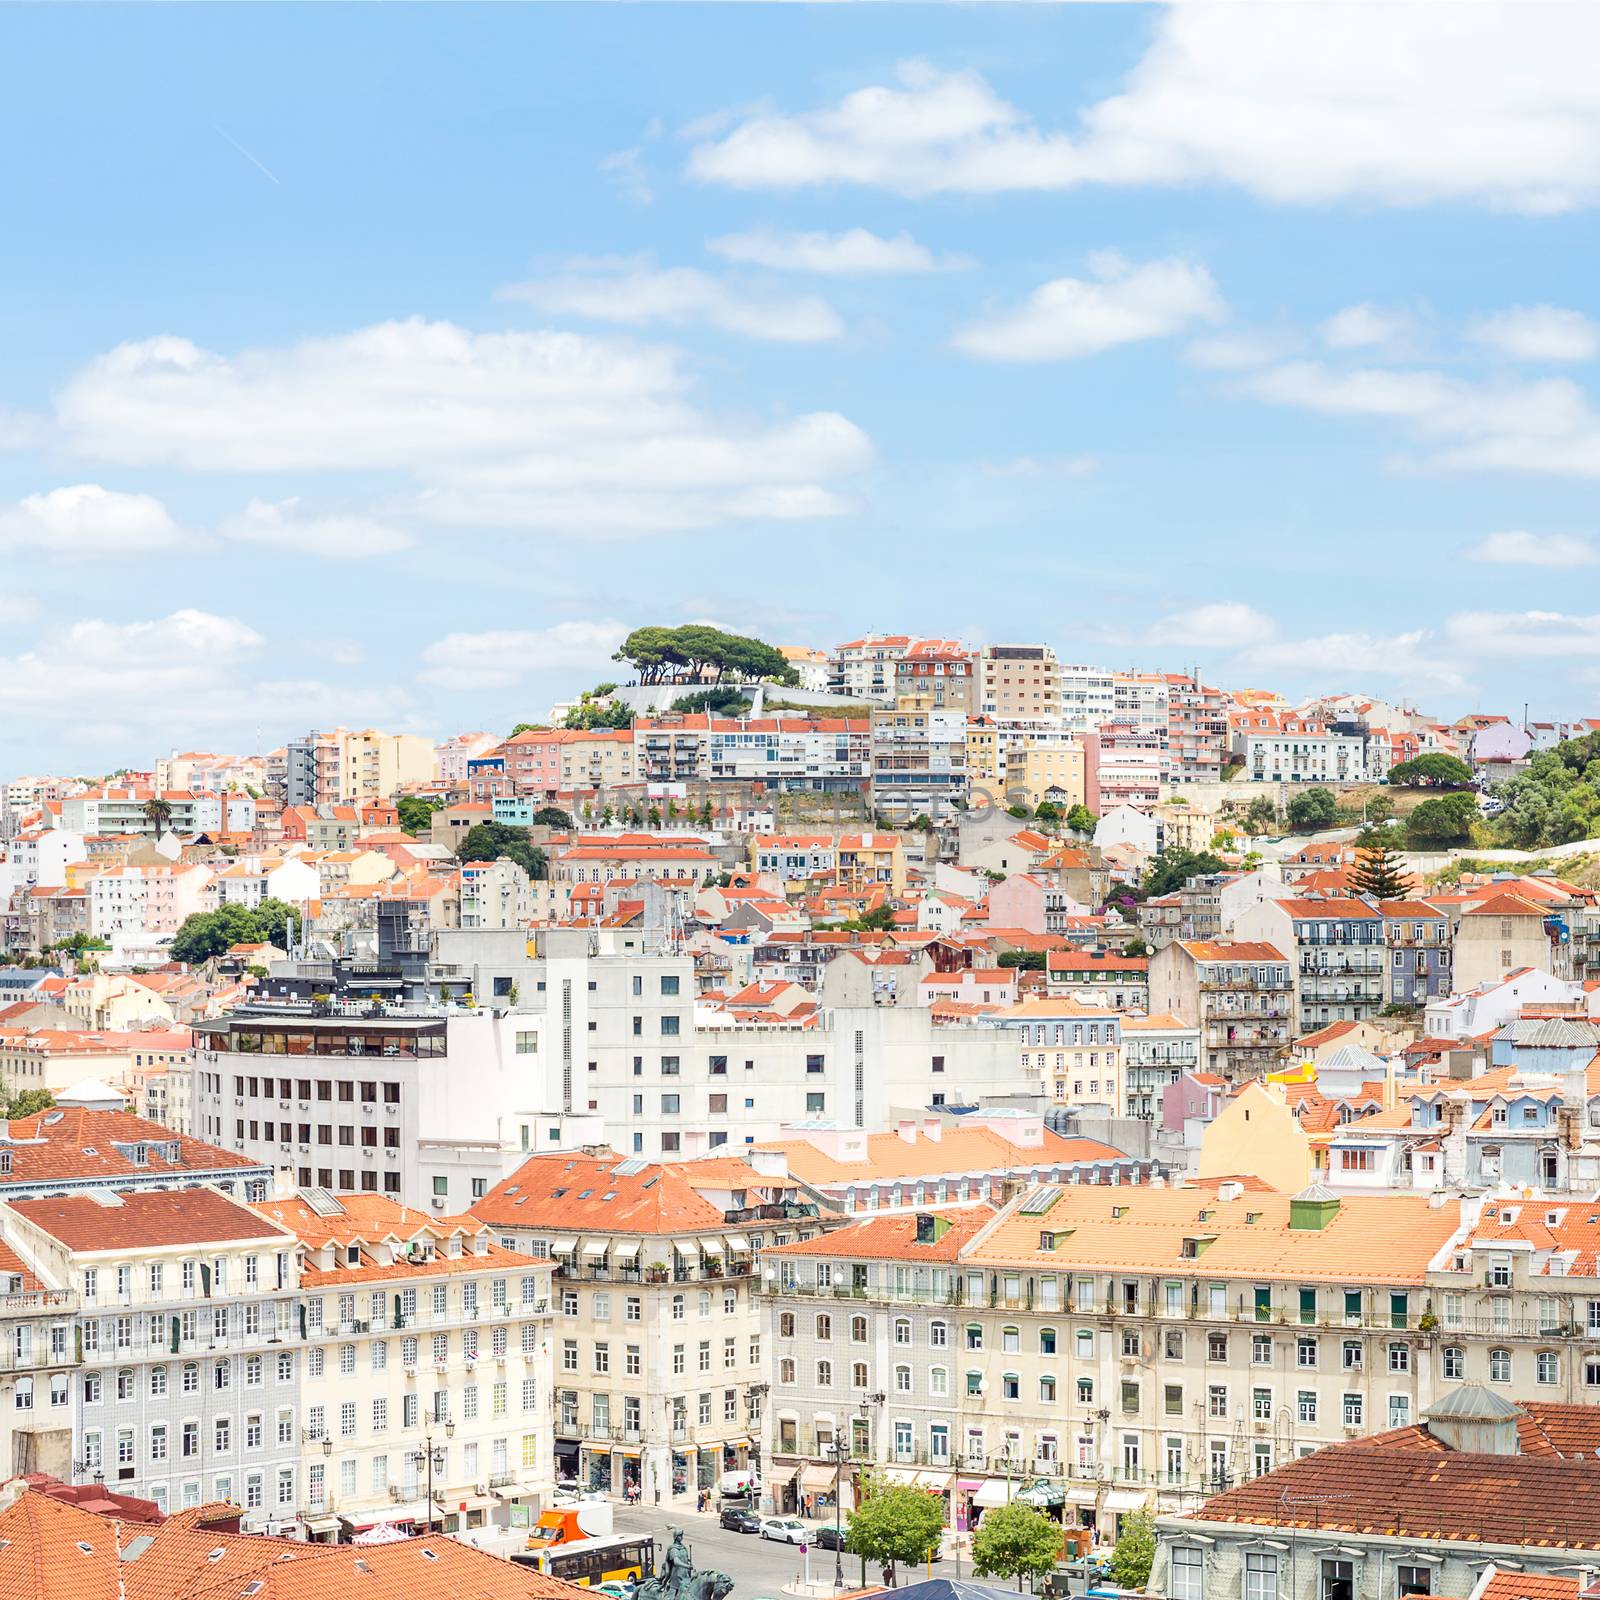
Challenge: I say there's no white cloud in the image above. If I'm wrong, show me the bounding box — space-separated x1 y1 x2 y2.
499 260 842 343
221 496 416 558
706 227 967 275
1184 330 1295 371
419 619 631 690
1234 359 1600 477
1465 530 1599 567
1146 602 1278 649
0 594 38 624
1467 304 1600 363
53 318 872 534
1235 629 1468 692
0 484 182 554
599 145 654 205
1320 304 1412 350
688 13 1600 212
953 252 1223 363
1446 609 1600 658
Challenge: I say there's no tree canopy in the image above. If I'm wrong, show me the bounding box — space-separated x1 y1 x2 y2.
1389 752 1474 788
396 795 441 837
1483 732 1600 849
1243 795 1279 833
455 822 548 880
1109 1508 1156 1590
846 1483 945 1586
0 1086 54 1119
1285 786 1338 831
1350 829 1411 899
562 696 633 731
670 688 753 717
1406 791 1479 843
613 624 799 686
1065 804 1098 835
171 898 303 965
531 806 573 830
1143 848 1226 899
971 1500 1063 1591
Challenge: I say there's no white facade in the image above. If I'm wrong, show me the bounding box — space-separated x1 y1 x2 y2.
1058 665 1116 732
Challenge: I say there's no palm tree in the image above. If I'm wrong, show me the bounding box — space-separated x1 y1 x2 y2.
143 796 174 833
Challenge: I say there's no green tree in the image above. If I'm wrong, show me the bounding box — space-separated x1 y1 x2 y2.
0 1087 54 1119
1243 795 1279 833
532 806 573 830
670 688 753 717
142 796 174 833
1286 786 1338 831
647 806 662 829
455 822 549 880
1121 935 1151 958
1143 848 1226 899
971 1500 1063 1592
995 949 1047 970
1033 801 1062 828
1350 832 1411 900
562 697 633 731
252 898 303 950
1366 792 1396 825
1389 753 1474 788
509 722 549 737
1407 792 1479 843
846 1483 946 1587
1065 804 1098 835
171 903 268 965
612 624 798 687
1006 803 1032 819
1109 1508 1156 1591
396 795 440 836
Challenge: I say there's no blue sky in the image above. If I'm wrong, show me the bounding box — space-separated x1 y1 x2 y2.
4 3 1600 773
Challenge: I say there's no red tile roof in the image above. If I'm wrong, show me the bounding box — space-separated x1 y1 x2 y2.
0 1107 260 1189
8 1187 290 1252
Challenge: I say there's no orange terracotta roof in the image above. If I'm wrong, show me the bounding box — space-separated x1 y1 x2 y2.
9 1187 291 1252
764 1205 995 1261
754 1126 1132 1186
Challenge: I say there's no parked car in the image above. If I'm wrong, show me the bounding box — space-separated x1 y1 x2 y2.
759 1517 809 1544
720 1508 762 1534
811 1526 849 1552
596 1584 636 1599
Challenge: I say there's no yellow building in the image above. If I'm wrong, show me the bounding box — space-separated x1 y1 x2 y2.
1197 1080 1313 1193
1010 741 1086 810
965 724 1005 807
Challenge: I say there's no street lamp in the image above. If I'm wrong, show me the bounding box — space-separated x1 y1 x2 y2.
827 1430 850 1592
408 1419 456 1533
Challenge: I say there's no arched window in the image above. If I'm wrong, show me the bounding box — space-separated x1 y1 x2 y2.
1441 1346 1464 1381
894 1364 912 1393
1489 1347 1512 1383
894 1317 911 1345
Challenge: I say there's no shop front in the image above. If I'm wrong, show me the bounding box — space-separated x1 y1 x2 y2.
798 1461 843 1519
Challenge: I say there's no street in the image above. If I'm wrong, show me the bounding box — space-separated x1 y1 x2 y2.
610 1505 880 1597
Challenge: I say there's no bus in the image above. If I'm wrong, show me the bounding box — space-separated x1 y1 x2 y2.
513 1534 655 1587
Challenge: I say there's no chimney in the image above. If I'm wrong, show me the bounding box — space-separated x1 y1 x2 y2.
896 1120 918 1145
922 1117 942 1142
1217 1180 1244 1202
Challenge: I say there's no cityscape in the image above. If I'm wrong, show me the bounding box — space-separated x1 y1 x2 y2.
4 6 1600 1600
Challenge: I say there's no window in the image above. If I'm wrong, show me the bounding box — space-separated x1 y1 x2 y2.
1172 1548 1204 1600
1397 1567 1432 1596
1442 1346 1464 1381
1245 1553 1278 1600
1490 1348 1512 1383
1538 1350 1560 1385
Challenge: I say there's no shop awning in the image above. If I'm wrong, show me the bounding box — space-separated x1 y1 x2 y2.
672 1237 702 1258
724 1234 752 1253
491 1484 531 1500
343 1499 441 1531
956 1479 984 1493
450 1493 497 1513
915 1472 955 1492
1065 1485 1100 1505
876 1467 920 1487
305 1515 342 1535
583 1237 612 1257
547 1236 578 1256
801 1464 838 1492
1104 1488 1148 1512
616 1447 642 1459
973 1480 1015 1509
612 1237 642 1261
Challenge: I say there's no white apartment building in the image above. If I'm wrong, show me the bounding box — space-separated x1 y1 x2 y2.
204 931 1030 1211
0 1186 304 1525
0 1237 76 1480
1058 665 1117 733
1122 1014 1203 1120
256 1191 555 1540
89 864 215 944
1232 713 1370 785
829 636 913 700
1113 672 1172 732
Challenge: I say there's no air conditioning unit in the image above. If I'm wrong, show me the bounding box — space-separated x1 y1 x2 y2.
431 1197 446 1209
